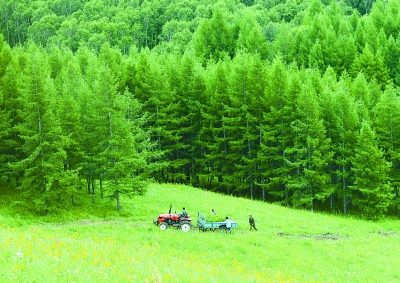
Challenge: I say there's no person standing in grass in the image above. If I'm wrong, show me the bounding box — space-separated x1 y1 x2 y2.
225 216 233 234
249 215 257 231
211 208 216 215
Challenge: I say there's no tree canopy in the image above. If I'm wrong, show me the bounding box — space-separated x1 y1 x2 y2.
1 0 400 219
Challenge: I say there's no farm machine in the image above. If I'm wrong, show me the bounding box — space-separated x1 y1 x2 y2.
153 204 192 232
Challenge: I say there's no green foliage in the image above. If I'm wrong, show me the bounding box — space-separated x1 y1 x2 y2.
1 0 400 219
206 214 226 222
193 8 235 64
351 44 391 89
287 70 333 210
11 43 68 213
351 122 393 220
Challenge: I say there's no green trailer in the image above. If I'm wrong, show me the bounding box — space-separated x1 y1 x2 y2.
197 211 238 232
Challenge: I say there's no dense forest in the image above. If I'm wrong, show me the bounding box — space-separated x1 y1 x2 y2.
1 0 400 219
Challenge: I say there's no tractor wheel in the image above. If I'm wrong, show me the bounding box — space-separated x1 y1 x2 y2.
160 223 168 231
180 221 191 232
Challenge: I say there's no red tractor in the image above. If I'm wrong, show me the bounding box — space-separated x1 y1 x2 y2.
153 205 192 232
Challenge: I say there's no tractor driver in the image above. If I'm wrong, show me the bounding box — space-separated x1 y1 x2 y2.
181 207 188 217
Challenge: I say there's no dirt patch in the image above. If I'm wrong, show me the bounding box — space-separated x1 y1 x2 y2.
315 232 343 240
376 230 400 237
278 232 345 240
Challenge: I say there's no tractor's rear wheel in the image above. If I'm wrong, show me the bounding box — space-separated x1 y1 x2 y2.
160 223 168 231
180 221 191 232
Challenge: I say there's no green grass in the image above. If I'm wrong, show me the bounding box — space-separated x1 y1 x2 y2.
1 183 399 282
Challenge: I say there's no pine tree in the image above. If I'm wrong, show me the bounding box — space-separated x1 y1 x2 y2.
372 85 400 216
309 40 325 71
351 44 391 89
53 50 87 205
351 121 393 220
198 60 231 192
157 54 192 184
350 72 373 124
327 76 359 214
76 48 103 197
384 35 400 86
260 56 293 204
318 67 338 212
335 18 357 75
176 52 207 187
13 43 68 213
235 13 269 59
0 35 15 185
193 8 234 64
239 54 268 199
272 24 296 64
287 70 333 211
133 51 167 182
226 52 263 198
90 58 151 210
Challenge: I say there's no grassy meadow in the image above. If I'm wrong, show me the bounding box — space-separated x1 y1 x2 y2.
1 183 399 283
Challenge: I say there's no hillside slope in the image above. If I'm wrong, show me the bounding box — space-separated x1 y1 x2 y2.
2 183 398 282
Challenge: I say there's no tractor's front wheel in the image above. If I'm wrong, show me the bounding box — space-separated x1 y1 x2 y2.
180 221 191 232
160 223 168 231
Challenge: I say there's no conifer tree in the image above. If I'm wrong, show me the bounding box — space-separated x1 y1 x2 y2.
351 44 391 89
236 53 268 199
235 13 269 59
13 43 68 213
383 0 400 40
193 9 234 64
350 72 373 124
319 67 338 211
261 59 312 205
176 52 207 186
328 76 359 214
226 52 263 198
133 51 167 182
384 35 400 85
372 85 400 216
90 59 151 210
272 24 296 64
309 40 325 71
260 57 292 203
287 70 333 211
156 55 191 184
335 18 357 75
0 87 10 183
351 121 393 219
0 36 16 185
198 60 231 192
53 50 87 204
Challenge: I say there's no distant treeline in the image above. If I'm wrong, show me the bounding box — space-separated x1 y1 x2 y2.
1 0 400 219
0 0 397 83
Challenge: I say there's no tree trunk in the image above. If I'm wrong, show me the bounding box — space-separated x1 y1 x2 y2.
116 190 121 210
342 162 347 215
45 197 49 215
87 178 91 194
310 188 314 212
249 172 254 200
91 178 95 194
100 178 104 199
262 179 265 202
395 186 399 217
